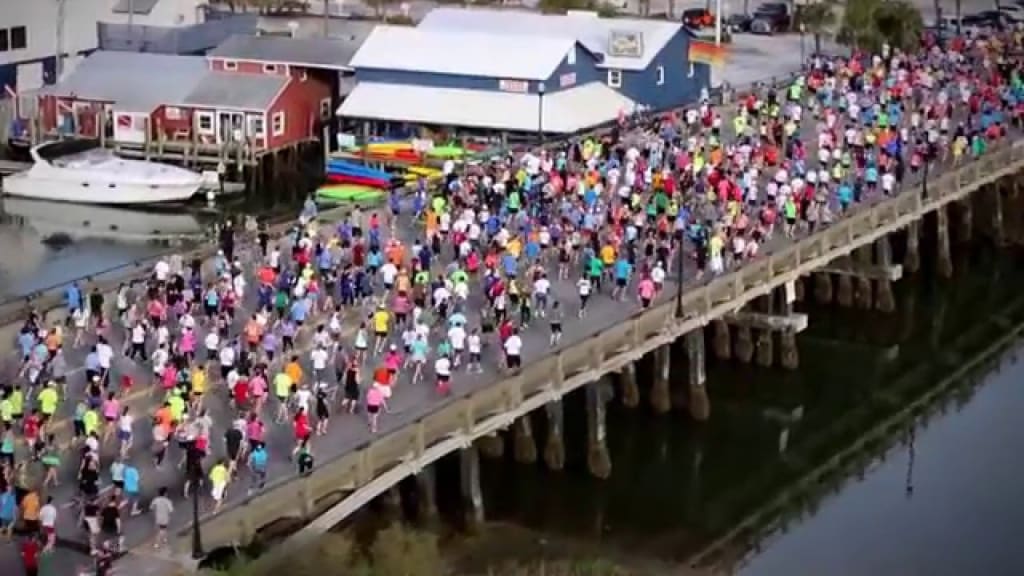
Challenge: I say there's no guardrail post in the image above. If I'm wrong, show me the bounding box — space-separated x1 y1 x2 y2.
754 294 775 368
853 247 874 311
298 477 315 519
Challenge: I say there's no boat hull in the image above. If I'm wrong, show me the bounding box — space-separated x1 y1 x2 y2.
2 171 200 205
1 197 206 241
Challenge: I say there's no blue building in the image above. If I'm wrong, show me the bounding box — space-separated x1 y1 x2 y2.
339 24 640 137
419 8 711 112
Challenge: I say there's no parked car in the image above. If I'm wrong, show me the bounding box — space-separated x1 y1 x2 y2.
750 3 792 35
682 8 715 29
999 4 1024 22
725 13 754 33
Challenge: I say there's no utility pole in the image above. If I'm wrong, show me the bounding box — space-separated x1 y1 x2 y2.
323 0 329 37
55 0 67 80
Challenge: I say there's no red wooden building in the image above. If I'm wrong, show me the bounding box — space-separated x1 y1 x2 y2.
35 34 353 153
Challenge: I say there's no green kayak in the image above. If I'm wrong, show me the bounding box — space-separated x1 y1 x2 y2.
316 184 386 203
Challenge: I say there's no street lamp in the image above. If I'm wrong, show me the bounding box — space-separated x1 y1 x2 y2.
675 221 686 319
187 444 204 559
537 82 546 145
799 23 806 66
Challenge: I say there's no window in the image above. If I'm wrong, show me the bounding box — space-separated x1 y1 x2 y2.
299 69 308 82
567 46 576 66
10 26 26 50
195 111 214 135
272 111 285 137
607 69 622 88
248 115 265 138
656 65 665 86
0 29 8 52
222 59 237 71
319 98 332 121
263 63 278 74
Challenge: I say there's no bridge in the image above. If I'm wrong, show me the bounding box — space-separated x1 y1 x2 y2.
202 142 1024 571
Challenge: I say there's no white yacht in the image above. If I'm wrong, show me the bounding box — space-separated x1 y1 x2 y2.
2 140 203 205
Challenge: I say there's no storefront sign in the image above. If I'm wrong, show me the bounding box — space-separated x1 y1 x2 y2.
498 79 529 93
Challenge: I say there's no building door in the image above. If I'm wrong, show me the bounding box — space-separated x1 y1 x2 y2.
216 111 245 144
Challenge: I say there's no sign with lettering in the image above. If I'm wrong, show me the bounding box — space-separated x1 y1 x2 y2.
608 31 644 58
164 106 182 120
498 79 529 93
559 73 577 88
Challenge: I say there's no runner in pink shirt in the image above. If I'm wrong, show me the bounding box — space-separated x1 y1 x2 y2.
637 276 656 309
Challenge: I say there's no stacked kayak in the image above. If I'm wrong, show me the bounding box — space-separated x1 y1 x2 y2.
316 184 386 204
326 159 394 188
402 165 443 184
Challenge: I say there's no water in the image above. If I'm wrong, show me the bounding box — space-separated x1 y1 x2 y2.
472 242 1024 574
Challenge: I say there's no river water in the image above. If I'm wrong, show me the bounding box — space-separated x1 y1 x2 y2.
471 240 1024 575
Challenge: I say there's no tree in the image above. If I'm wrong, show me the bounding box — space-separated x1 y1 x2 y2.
799 1 837 55
538 0 619 16
838 0 922 52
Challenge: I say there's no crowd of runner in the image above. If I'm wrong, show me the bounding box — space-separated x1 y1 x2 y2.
0 29 1021 574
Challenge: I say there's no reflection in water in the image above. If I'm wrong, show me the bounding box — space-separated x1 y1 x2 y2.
0 197 211 299
474 244 1024 574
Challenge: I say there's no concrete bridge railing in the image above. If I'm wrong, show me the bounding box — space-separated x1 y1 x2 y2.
179 140 1024 555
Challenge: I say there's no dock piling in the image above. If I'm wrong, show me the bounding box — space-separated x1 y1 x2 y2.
415 466 439 524
904 221 921 274
476 433 505 460
836 273 854 307
586 382 612 480
711 318 731 360
956 198 973 243
936 206 954 279
874 237 896 314
814 272 834 304
778 285 800 371
734 323 754 363
853 247 874 310
460 446 485 529
650 346 672 414
512 416 538 464
686 329 710 421
755 295 774 368
990 186 1005 246
543 401 566 471
619 361 640 409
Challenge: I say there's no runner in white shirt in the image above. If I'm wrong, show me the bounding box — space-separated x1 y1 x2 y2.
576 277 592 318
503 330 523 370
466 329 482 373
434 355 452 394
218 344 236 380
448 324 466 368
310 346 329 381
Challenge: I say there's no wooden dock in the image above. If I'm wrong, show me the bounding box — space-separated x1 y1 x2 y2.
0 159 31 176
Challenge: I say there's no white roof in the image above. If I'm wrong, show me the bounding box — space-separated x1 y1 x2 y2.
338 82 635 134
349 25 576 81
419 7 683 71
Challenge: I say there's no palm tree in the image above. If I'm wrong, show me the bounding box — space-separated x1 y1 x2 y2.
839 0 923 52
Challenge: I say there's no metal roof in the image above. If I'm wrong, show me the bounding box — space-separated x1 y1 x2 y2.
112 0 160 14
209 34 360 70
338 81 635 133
419 7 684 71
182 72 288 112
349 25 577 81
36 51 208 113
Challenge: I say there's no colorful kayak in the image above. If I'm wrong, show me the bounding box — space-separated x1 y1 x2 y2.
426 146 465 159
316 184 386 203
326 173 391 188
